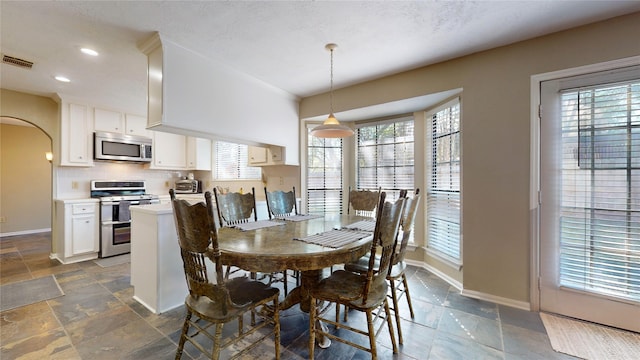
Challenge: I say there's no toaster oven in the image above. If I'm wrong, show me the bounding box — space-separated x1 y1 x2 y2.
174 179 202 194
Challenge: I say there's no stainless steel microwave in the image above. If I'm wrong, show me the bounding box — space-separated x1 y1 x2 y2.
94 131 152 163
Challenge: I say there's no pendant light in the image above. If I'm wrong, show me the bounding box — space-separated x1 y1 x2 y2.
310 43 354 138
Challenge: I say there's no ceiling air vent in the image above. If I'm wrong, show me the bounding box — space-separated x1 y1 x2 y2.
2 54 34 69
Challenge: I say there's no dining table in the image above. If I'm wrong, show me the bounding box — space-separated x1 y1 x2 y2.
215 213 375 313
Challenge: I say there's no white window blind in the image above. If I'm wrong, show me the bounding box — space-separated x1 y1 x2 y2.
356 119 414 201
559 80 640 302
214 141 261 180
307 129 343 214
426 101 461 262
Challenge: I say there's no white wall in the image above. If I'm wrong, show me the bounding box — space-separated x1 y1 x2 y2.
152 35 301 165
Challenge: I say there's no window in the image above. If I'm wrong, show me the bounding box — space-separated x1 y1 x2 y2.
356 118 414 201
559 80 640 302
307 128 343 215
426 100 461 263
214 141 261 180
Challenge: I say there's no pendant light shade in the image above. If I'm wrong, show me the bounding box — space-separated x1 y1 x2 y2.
310 43 354 138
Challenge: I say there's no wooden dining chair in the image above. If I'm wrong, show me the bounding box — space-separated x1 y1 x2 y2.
343 188 421 345
264 186 298 218
347 186 381 217
264 187 300 293
169 189 281 360
213 187 258 279
309 192 405 359
213 187 258 228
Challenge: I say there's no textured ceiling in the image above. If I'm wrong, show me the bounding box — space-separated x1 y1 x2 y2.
2 1 640 115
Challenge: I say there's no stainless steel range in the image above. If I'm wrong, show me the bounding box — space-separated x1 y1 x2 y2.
91 180 159 258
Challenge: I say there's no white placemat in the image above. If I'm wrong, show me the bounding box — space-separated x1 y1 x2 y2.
279 214 324 222
342 219 376 232
294 229 370 248
233 220 285 231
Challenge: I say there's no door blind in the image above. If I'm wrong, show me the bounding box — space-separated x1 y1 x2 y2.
307 131 343 215
559 80 640 303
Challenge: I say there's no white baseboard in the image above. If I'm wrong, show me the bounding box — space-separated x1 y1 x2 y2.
405 259 531 311
461 288 531 311
0 228 51 238
405 258 462 291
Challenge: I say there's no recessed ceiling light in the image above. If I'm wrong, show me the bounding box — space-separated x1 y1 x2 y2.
55 76 70 82
80 48 99 56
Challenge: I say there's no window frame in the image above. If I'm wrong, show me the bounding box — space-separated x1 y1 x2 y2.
354 116 415 202
425 98 463 269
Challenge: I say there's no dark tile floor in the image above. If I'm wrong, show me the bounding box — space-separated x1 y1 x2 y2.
0 232 579 359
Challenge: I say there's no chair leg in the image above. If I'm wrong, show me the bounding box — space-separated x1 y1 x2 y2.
389 278 404 345
402 274 415 319
213 323 224 360
384 299 398 354
309 298 317 359
283 271 288 296
366 309 377 360
175 311 192 360
273 297 281 360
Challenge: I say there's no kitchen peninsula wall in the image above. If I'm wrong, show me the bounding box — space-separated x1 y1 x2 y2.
139 33 300 166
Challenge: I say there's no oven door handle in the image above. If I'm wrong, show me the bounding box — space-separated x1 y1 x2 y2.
101 201 144 206
101 220 132 226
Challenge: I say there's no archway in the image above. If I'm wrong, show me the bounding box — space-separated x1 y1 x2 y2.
0 117 53 239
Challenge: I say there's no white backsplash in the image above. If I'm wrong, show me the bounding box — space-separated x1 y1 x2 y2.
54 162 299 201
55 162 195 199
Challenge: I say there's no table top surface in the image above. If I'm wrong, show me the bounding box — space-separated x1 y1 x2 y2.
217 214 374 273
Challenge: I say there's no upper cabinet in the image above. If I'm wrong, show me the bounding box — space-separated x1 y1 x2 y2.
94 108 151 138
248 145 284 166
148 132 211 170
125 114 152 137
149 131 187 169
60 102 94 167
187 137 212 170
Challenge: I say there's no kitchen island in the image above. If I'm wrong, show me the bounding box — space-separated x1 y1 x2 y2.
129 196 271 314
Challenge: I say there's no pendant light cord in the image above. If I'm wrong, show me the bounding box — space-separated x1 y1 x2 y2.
329 46 334 115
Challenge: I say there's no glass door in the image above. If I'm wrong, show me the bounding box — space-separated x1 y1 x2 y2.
539 68 640 332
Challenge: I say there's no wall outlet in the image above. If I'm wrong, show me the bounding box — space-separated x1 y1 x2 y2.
72 181 79 189
0 216 6 223
165 181 170 187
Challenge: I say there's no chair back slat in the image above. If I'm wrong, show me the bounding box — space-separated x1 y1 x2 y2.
214 187 257 227
265 187 297 219
361 192 405 304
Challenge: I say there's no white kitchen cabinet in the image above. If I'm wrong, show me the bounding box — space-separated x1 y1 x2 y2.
248 146 268 165
150 131 187 169
95 108 151 137
60 102 94 167
53 199 100 264
248 145 284 166
187 137 212 170
94 108 124 133
125 114 152 137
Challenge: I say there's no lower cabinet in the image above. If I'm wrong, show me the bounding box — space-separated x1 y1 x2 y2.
54 199 100 264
